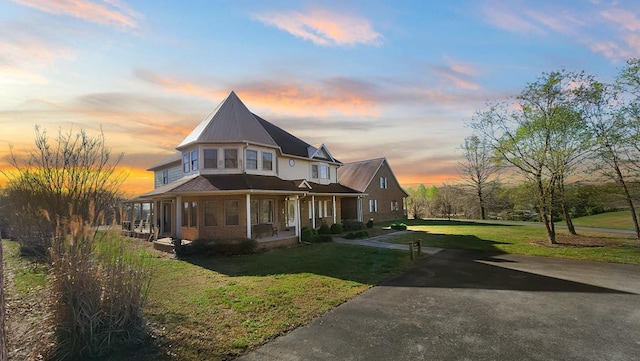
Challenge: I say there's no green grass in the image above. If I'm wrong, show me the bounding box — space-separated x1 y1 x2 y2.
571 210 635 230
2 240 48 294
384 219 640 265
4 239 416 360
120 241 415 360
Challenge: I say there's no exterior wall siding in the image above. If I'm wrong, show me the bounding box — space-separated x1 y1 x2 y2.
154 164 182 189
362 164 407 222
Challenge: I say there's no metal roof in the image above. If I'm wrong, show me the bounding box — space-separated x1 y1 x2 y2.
177 91 279 149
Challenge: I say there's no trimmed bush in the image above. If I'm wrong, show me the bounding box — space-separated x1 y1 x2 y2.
301 227 315 242
318 223 331 235
390 222 408 231
329 223 343 234
342 220 363 231
366 219 374 228
176 238 257 257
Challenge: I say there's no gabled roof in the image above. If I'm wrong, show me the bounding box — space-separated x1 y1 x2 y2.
338 158 385 192
136 174 360 198
338 158 409 197
177 91 278 149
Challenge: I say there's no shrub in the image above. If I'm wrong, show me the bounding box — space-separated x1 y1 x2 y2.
47 214 151 360
312 234 333 243
318 223 331 235
301 227 315 242
342 220 363 231
329 223 343 234
390 222 408 231
366 219 374 228
176 238 257 257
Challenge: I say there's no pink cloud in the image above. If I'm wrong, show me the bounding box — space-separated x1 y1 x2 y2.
11 0 140 29
252 8 381 46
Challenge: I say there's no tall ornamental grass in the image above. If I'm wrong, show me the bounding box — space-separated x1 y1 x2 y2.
46 210 151 360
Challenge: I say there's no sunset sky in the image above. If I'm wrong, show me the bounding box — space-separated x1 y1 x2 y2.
2 0 639 196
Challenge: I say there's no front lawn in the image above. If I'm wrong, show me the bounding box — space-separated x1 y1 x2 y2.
3 240 415 360
384 219 640 265
571 210 635 230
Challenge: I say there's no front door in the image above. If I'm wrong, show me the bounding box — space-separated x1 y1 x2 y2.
286 200 296 229
162 201 173 235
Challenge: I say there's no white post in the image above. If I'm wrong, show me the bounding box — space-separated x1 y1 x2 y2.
175 196 182 238
246 193 251 239
332 196 337 224
357 196 363 223
294 196 300 238
311 195 316 228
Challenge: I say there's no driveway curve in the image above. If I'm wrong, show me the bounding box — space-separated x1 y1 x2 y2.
238 249 640 361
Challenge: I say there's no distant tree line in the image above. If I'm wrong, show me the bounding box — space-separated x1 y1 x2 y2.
408 58 640 244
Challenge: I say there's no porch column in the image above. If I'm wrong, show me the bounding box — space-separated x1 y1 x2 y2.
311 195 316 228
294 196 300 238
357 196 363 223
175 196 182 238
332 196 337 224
246 194 251 239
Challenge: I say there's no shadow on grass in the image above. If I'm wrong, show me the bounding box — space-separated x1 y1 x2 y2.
181 242 416 286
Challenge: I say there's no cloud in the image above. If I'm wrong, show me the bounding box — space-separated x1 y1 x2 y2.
482 6 544 34
252 8 381 46
10 0 141 29
433 59 481 90
592 7 640 60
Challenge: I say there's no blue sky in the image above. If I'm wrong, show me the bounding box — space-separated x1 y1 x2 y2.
1 0 639 194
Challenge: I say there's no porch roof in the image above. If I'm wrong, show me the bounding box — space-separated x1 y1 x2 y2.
134 174 361 199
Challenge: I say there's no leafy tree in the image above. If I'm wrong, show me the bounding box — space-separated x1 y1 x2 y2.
1 126 126 258
459 134 499 219
473 70 595 244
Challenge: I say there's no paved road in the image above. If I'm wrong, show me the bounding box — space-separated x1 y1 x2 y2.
333 231 443 255
238 250 640 361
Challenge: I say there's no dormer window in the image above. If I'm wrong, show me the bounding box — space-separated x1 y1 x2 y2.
246 150 258 170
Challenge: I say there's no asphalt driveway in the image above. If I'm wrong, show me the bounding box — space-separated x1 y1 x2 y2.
238 249 640 361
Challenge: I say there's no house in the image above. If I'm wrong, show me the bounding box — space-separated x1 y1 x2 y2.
130 91 406 246
338 158 409 222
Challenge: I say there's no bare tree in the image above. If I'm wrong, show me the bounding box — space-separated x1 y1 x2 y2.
459 134 499 219
0 239 6 361
1 126 126 258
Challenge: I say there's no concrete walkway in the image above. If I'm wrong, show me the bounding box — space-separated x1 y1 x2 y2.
238 249 640 361
333 231 443 255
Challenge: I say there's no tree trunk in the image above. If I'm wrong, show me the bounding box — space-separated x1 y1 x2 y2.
557 178 577 235
536 174 556 244
612 158 640 242
477 186 486 220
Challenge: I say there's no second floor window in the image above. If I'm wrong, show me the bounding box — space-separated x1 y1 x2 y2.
312 164 329 179
380 176 388 189
191 150 198 171
262 152 273 171
225 149 238 168
162 170 168 185
246 150 258 170
204 149 217 168
183 153 190 172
